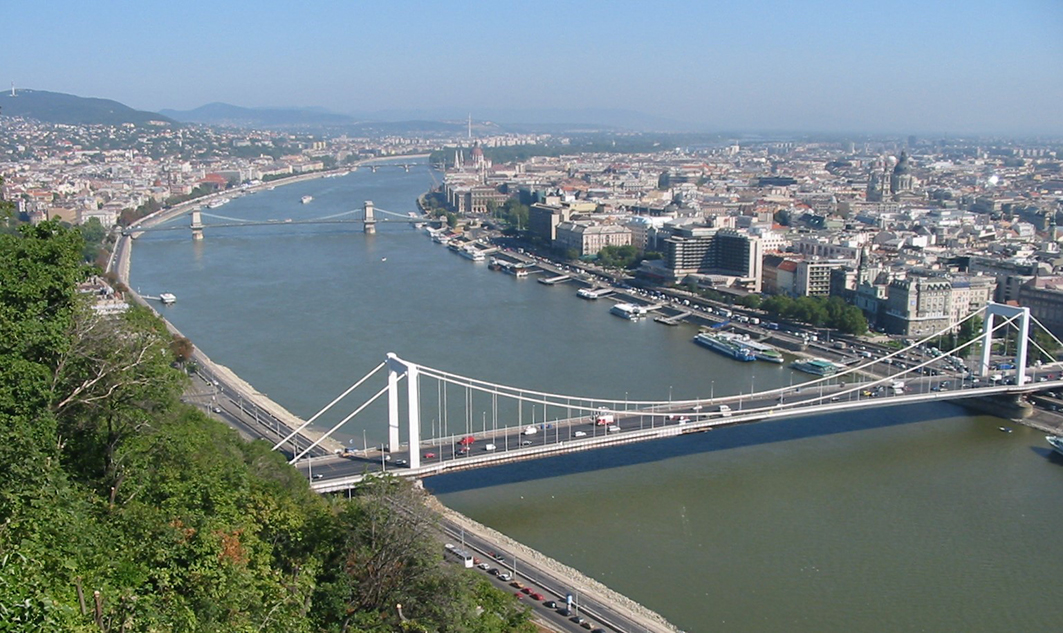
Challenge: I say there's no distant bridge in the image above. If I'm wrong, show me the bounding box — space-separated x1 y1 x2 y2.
125 199 439 239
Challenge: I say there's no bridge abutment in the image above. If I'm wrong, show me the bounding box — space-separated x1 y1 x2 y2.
955 394 1034 421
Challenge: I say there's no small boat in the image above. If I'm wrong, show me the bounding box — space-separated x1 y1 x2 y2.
998 426 1012 433
1046 435 1063 456
791 358 840 376
159 293 176 305
381 257 387 262
301 195 313 204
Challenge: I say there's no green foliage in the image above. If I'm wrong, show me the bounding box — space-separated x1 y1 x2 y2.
596 244 641 269
1032 326 1061 363
928 316 983 358
761 294 868 335
0 223 529 631
737 294 762 309
493 198 528 231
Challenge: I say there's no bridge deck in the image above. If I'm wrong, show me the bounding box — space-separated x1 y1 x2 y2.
309 377 1063 492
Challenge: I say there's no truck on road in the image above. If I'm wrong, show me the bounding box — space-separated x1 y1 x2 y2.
594 407 615 425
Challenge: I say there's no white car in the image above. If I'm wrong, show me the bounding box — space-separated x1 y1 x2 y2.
573 431 587 437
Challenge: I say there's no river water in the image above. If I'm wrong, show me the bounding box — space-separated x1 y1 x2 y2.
131 161 1063 632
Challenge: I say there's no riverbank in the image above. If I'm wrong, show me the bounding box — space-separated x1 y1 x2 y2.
424 492 683 633
107 192 348 455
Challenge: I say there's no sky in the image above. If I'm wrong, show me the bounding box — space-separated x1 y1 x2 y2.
6 0 1063 135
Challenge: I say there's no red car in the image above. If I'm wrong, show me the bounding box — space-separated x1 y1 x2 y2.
424 452 436 459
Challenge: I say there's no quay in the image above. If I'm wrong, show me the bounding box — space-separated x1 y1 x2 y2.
537 274 571 285
654 310 692 326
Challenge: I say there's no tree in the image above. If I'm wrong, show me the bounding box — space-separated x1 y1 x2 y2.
737 294 762 309
170 334 194 365
597 244 640 269
0 222 89 510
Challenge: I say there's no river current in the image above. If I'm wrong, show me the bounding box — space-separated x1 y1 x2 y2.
130 160 1063 632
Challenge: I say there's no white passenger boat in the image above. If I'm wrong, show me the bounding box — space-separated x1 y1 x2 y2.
459 247 486 261
610 303 648 320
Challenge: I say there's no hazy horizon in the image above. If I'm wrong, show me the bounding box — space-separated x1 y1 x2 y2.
7 0 1063 135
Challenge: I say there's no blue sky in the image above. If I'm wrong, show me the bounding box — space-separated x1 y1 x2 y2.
6 0 1062 134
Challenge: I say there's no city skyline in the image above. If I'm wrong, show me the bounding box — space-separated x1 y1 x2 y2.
6 0 1063 135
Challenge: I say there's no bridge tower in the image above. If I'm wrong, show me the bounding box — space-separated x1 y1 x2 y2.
190 209 204 240
979 302 1031 385
363 200 376 235
386 354 421 468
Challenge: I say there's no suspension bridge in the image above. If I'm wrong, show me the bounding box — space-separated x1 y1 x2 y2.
123 199 439 239
270 302 1063 492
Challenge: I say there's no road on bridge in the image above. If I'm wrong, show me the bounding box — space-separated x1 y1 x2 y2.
297 366 1063 485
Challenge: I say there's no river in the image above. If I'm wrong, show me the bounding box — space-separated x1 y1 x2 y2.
130 160 1063 632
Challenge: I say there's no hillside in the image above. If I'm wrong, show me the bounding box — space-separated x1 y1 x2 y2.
0 89 173 126
161 102 355 127
0 221 533 632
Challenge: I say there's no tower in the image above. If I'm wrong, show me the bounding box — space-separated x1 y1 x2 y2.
190 209 204 240
363 200 376 234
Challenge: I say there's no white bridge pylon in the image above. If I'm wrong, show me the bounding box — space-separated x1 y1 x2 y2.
979 303 1030 385
276 302 1061 467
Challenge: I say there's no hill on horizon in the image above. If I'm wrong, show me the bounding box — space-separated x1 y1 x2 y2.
160 102 355 128
0 89 173 126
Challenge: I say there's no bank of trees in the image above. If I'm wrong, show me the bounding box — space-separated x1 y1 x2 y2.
0 221 532 632
760 294 869 335
490 198 529 234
